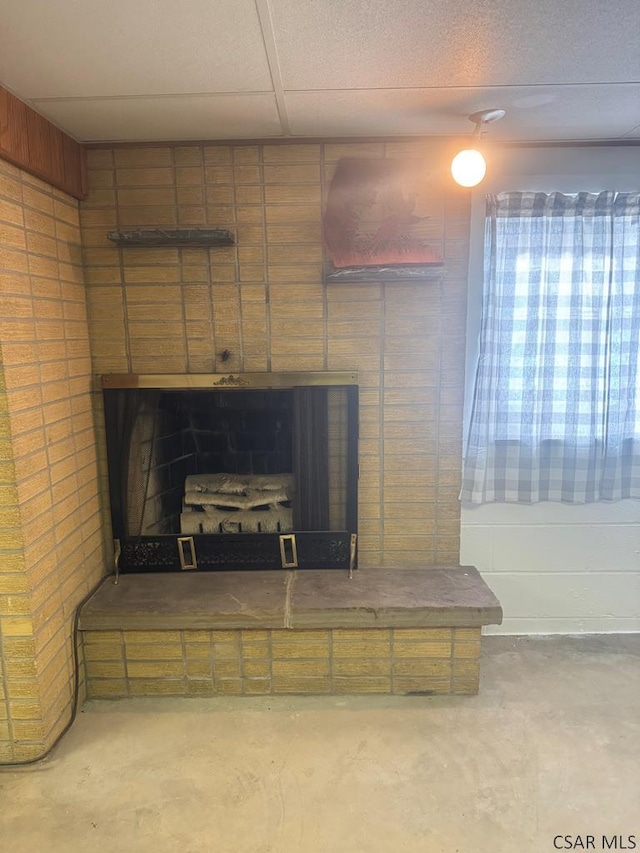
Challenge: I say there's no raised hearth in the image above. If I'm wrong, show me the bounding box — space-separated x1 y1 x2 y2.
79 567 502 698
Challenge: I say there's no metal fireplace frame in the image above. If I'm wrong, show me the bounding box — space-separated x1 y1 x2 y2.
102 372 359 576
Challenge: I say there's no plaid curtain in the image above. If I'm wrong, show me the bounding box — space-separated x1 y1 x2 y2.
461 191 640 504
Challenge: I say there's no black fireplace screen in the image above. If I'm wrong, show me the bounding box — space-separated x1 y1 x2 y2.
102 374 358 572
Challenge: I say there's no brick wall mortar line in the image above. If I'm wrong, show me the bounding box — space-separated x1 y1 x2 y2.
449 628 456 691
0 620 16 760
171 147 189 374
320 143 329 371
121 629 132 698
113 165 132 373
180 628 187 691
0 334 33 757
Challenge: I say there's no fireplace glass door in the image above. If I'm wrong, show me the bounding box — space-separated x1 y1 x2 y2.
102 374 358 572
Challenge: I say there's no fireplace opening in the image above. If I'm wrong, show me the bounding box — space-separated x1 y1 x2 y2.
128 389 295 536
102 373 358 572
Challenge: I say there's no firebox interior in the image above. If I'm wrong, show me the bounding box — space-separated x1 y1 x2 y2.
102 373 358 572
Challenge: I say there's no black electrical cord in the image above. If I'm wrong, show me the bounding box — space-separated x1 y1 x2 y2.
0 579 105 769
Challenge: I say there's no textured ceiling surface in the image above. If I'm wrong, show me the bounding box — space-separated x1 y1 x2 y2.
1 0 639 142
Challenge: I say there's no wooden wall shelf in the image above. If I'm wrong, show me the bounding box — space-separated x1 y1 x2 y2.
107 228 235 247
324 263 444 283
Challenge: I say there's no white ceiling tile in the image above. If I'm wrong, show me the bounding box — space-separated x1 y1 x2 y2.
286 90 468 137
2 0 640 142
0 0 273 98
32 95 283 142
285 85 640 141
270 0 640 89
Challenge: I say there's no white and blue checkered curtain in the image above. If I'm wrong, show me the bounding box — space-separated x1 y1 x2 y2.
461 191 640 504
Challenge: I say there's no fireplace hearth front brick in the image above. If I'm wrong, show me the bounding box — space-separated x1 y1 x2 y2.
78 567 502 698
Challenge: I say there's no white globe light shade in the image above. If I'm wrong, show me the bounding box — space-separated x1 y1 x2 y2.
451 149 487 187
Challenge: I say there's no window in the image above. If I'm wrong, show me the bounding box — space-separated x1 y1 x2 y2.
461 191 640 504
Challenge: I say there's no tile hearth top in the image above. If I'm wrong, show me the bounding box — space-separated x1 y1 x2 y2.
78 567 502 632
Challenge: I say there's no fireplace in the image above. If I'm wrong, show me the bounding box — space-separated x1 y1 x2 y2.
102 372 359 573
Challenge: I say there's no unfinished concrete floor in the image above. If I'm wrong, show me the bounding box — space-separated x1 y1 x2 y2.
1 636 639 853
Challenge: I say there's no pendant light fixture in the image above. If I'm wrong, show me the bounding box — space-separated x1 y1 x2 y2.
451 109 506 188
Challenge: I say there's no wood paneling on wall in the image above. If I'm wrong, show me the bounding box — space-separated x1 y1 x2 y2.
0 87 86 200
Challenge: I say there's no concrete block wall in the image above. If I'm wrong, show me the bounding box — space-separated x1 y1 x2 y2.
462 502 640 633
80 140 471 569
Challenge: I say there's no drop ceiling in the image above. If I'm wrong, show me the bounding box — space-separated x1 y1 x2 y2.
1 0 639 143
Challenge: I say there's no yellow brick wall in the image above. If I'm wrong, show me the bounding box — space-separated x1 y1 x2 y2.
81 140 470 569
0 159 105 762
83 627 481 698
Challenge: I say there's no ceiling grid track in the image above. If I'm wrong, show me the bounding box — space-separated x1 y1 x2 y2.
254 0 291 137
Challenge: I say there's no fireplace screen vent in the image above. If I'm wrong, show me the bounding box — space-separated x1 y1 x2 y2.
102 373 358 573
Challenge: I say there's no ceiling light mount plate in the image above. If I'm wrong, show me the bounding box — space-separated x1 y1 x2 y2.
470 109 506 135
